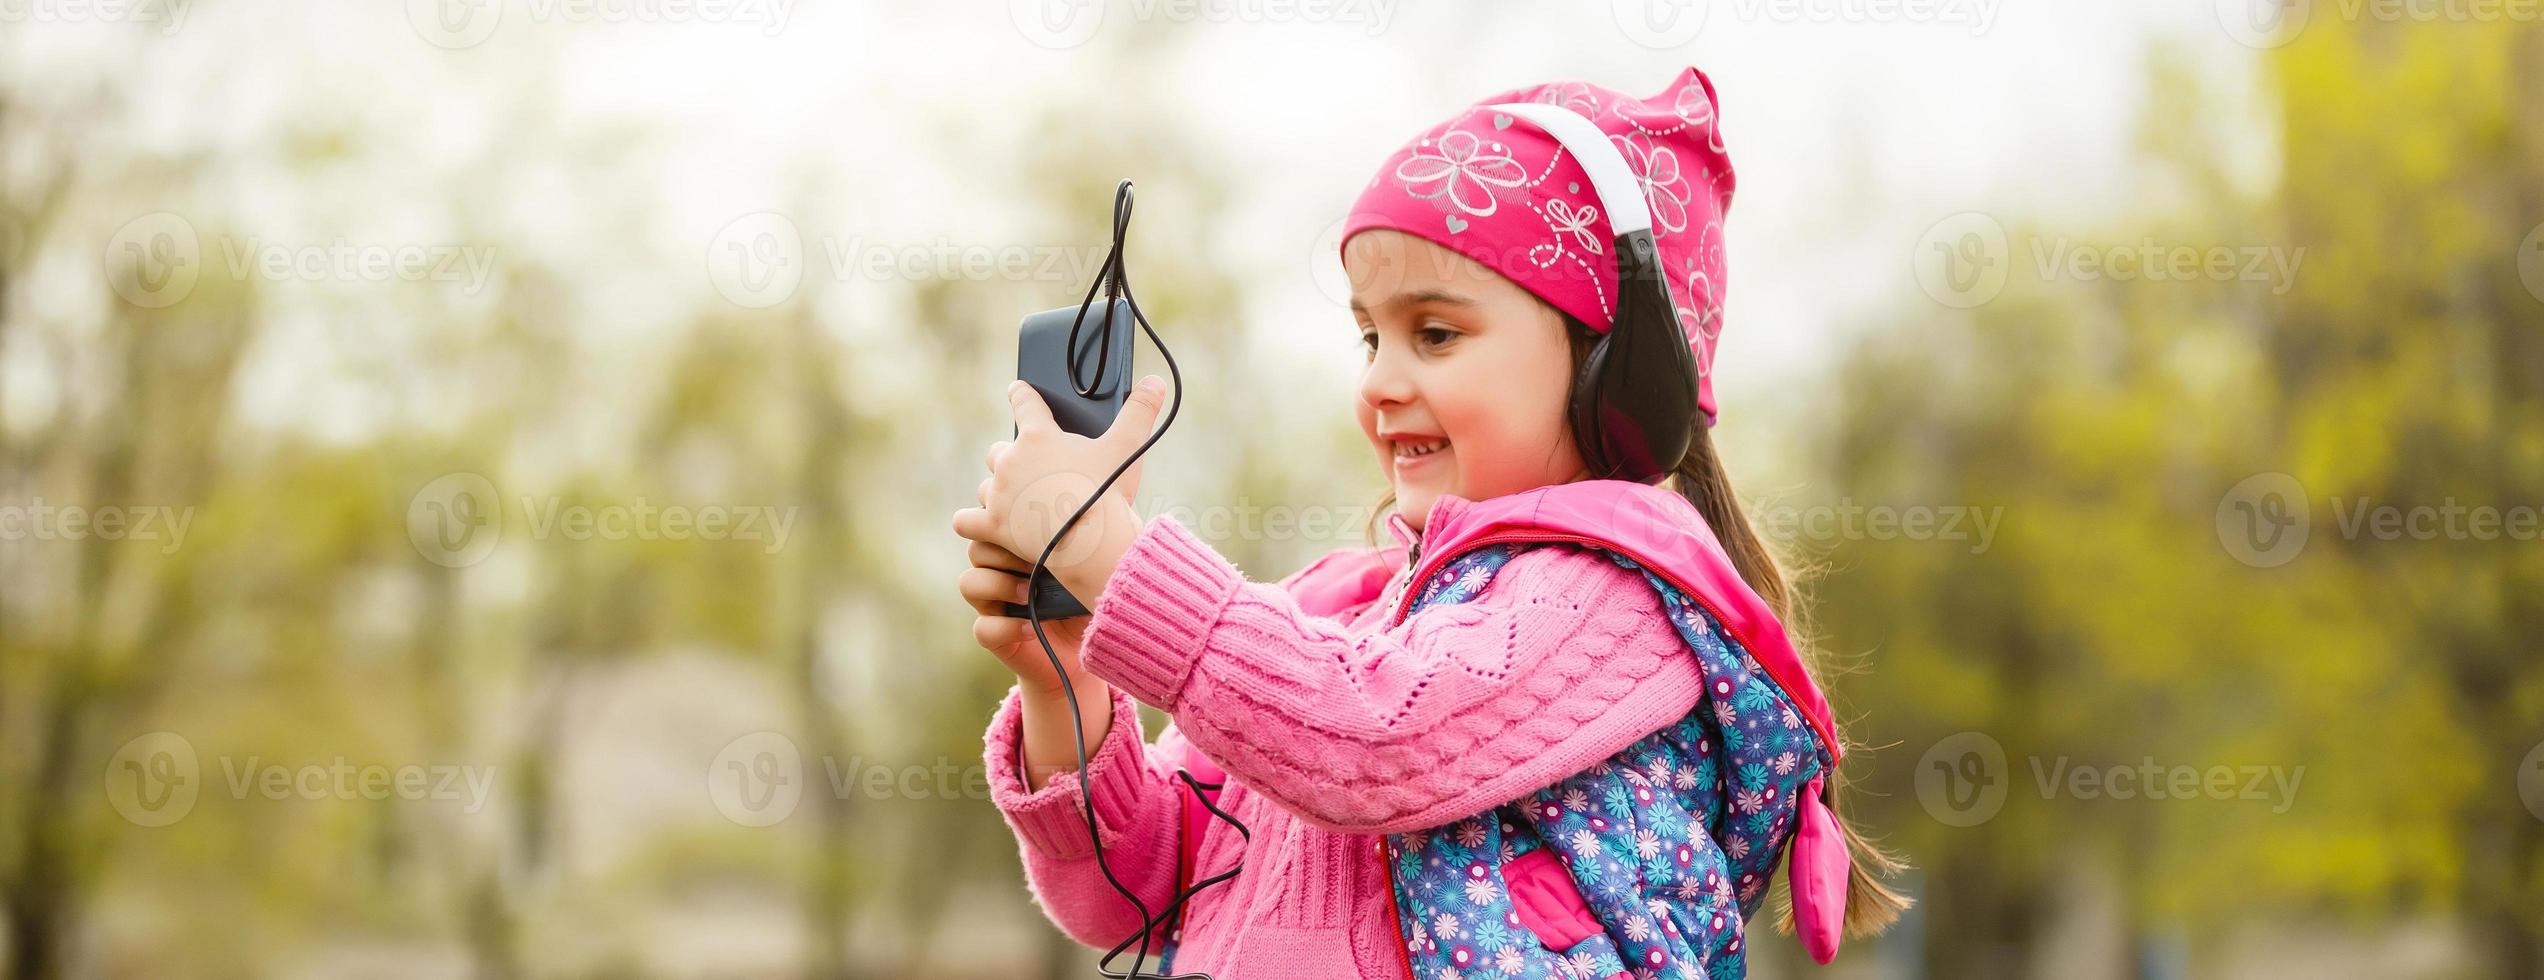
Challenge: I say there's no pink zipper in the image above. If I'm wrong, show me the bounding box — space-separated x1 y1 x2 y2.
1387 529 1840 759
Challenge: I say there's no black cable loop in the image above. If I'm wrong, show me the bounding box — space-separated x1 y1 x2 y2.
1028 179 1247 980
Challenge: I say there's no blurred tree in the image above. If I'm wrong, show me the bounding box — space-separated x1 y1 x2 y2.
1806 16 2540 979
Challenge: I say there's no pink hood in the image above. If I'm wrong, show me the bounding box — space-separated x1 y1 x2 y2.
1307 479 1839 761
1292 478 1854 964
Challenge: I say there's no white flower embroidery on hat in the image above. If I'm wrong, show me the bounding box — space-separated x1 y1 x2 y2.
1673 78 1728 154
1545 197 1603 256
1395 129 1528 218
1678 222 1727 379
1612 131 1690 234
1672 79 1714 126
1532 81 1601 118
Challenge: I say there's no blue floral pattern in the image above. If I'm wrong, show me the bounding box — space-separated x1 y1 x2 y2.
1382 543 1830 980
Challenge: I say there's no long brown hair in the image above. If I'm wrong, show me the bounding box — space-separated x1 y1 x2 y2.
1362 311 1911 938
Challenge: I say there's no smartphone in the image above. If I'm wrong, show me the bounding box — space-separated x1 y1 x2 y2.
1001 297 1135 619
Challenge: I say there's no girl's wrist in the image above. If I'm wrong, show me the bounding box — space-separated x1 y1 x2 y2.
1017 680 1113 791
1020 675 1109 707
1045 496 1144 615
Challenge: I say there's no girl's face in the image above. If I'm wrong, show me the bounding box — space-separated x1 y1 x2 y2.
1345 229 1591 532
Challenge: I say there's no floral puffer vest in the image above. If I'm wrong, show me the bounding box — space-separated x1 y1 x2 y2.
1380 542 1831 980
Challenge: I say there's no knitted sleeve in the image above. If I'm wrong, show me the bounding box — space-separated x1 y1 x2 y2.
976 542 1372 951
1078 514 1709 836
981 682 1184 951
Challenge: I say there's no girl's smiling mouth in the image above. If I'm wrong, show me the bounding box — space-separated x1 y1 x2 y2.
1385 433 1451 472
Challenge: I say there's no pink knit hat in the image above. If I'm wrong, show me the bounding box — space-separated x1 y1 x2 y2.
1339 68 1736 422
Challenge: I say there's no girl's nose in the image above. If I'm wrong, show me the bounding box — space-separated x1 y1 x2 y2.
1359 342 1417 410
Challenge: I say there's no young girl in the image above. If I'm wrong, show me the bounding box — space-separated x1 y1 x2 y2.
954 67 1906 979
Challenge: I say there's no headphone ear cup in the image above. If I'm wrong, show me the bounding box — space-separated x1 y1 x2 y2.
1568 334 1619 479
1572 231 1699 483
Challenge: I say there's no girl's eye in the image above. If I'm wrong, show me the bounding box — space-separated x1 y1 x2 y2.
1358 326 1457 356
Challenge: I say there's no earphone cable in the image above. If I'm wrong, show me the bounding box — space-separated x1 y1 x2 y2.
1026 179 1246 980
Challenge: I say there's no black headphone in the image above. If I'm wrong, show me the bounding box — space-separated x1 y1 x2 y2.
1489 102 1702 485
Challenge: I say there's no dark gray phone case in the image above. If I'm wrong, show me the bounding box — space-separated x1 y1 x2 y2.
1003 297 1135 619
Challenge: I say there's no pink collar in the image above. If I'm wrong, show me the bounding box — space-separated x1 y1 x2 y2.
1392 481 1840 766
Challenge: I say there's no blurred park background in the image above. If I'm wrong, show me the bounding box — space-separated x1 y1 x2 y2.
3 1 2542 977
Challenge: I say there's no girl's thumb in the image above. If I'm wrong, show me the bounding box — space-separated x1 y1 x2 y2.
1105 375 1167 445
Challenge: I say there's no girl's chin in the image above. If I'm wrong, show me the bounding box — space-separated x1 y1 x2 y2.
1394 489 1437 531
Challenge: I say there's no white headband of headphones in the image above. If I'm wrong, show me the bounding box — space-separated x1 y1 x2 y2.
1484 101 1653 238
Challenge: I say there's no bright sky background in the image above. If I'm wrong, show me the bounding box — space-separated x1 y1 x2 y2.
8 0 2278 451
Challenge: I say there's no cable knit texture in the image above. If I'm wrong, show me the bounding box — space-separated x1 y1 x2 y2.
983 514 1707 979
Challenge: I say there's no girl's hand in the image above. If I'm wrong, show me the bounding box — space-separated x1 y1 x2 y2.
959 538 1106 699
952 376 1165 597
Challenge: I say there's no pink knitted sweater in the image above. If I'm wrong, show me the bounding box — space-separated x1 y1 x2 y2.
980 511 1711 979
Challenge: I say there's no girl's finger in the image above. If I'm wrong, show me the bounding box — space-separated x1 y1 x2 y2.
968 538 1033 573
978 476 992 507
985 440 1011 474
950 507 998 544
958 565 1032 609
973 615 1019 652
1008 381 1058 434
